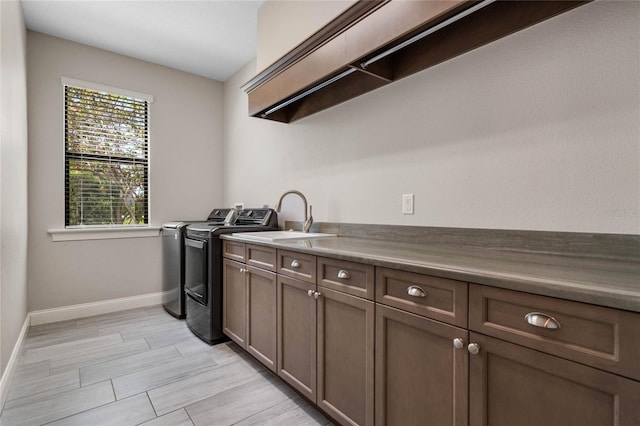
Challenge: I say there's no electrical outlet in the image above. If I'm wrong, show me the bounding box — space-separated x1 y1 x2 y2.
402 193 414 215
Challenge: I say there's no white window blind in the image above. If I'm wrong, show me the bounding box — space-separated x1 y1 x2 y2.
64 82 150 227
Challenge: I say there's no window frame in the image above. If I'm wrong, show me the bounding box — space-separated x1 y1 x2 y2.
61 77 154 229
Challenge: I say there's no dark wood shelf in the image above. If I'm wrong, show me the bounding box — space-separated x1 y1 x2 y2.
246 0 590 123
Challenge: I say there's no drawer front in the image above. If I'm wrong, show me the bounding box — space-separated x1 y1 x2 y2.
222 240 245 262
246 244 277 272
469 284 640 380
278 250 316 284
376 267 468 327
318 257 374 300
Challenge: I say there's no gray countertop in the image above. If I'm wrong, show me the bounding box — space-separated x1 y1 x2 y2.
221 234 640 313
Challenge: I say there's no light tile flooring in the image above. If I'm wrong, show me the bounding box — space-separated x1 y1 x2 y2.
0 306 332 426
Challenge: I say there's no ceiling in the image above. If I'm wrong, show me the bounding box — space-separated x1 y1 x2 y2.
21 0 264 82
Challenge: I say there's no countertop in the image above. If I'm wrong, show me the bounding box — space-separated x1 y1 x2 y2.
221 234 640 313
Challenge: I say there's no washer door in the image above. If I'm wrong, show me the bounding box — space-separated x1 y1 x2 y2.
184 237 208 305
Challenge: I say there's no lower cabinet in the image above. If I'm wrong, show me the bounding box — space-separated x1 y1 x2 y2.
317 287 374 426
276 275 317 400
246 265 277 372
468 332 640 426
223 258 277 372
224 242 640 426
276 276 376 426
222 259 247 347
375 304 469 426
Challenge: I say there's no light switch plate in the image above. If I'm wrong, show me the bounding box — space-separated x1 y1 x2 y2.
402 193 414 215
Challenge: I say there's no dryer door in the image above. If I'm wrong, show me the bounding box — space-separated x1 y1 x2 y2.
184 237 208 305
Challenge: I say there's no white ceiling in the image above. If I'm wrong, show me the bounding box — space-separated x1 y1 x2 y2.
21 0 264 82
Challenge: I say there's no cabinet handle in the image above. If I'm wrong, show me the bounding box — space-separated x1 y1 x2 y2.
307 290 315 297
337 270 351 280
290 259 302 269
407 285 426 298
314 291 321 299
468 343 480 355
525 312 561 329
240 268 247 274
453 338 465 349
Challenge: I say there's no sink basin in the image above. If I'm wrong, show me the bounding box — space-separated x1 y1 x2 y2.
231 231 336 242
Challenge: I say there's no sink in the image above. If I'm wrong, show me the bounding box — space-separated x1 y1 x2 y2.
231 231 336 242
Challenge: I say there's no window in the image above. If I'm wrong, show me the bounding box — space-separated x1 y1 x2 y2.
63 79 152 227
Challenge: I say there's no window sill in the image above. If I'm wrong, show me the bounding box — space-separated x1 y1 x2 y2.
48 226 161 242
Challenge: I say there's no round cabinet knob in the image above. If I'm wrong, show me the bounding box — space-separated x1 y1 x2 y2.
307 290 315 297
468 343 480 355
314 291 321 299
453 338 465 349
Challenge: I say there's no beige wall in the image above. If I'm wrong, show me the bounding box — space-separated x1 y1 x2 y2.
256 0 356 72
225 1 640 234
27 32 225 311
0 0 29 374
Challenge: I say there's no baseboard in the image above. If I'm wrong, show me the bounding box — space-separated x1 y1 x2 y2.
0 314 30 411
29 292 164 326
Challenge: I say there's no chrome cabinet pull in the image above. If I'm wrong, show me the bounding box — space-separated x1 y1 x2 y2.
307 290 315 297
468 343 480 355
337 270 351 280
453 338 465 349
407 285 426 298
525 312 561 329
240 268 247 274
314 291 321 299
290 259 302 269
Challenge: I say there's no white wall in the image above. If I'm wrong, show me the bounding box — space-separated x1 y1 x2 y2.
0 0 29 374
27 32 225 311
225 1 640 235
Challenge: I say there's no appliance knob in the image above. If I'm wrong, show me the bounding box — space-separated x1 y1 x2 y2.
214 210 221 215
246 210 254 217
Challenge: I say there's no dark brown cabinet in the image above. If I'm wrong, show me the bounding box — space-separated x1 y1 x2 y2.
222 243 277 372
468 332 640 426
223 240 640 426
222 258 247 348
374 266 469 426
277 255 376 426
276 274 317 401
245 0 589 123
317 286 374 426
246 266 277 371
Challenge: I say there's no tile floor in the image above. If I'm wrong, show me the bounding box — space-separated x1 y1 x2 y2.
0 305 332 426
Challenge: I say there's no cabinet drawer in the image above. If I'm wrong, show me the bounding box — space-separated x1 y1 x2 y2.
278 250 316 284
246 244 277 272
318 257 374 300
376 268 468 327
222 240 245 262
469 284 640 380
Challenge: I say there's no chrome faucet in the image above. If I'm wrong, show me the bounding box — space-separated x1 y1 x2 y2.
275 190 313 233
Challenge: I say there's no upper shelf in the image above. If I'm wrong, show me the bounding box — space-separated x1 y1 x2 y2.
243 0 590 124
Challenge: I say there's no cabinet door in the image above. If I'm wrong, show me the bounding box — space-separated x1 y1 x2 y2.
277 275 317 402
376 305 468 426
317 287 374 426
222 259 247 348
468 332 640 426
246 266 277 372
